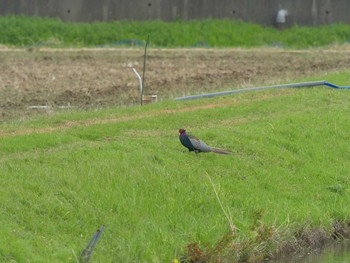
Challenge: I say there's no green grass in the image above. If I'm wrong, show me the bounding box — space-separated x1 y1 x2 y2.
1 15 350 48
1 70 350 262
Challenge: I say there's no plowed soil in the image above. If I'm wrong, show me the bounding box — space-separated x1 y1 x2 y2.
1 47 350 120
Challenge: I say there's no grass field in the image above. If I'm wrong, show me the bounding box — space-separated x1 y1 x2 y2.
1 69 350 262
1 15 350 262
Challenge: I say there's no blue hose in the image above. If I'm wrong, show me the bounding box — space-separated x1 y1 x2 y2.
175 80 350 101
324 81 350 89
80 225 105 262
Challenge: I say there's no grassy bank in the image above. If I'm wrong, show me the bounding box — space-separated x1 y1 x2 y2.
1 70 350 262
1 15 350 48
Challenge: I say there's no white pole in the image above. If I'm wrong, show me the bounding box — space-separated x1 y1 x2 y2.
132 67 143 94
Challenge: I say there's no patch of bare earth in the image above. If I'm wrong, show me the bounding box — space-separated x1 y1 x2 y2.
1 47 350 120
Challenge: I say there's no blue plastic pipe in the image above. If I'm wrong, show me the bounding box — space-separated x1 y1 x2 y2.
324 81 350 89
175 80 350 101
80 225 105 262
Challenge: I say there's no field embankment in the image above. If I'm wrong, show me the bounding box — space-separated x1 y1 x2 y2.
1 75 350 261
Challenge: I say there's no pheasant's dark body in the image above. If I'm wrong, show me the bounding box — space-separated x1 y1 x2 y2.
179 132 197 152
178 128 231 154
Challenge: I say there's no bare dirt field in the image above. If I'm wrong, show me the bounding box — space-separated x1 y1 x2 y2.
0 47 350 120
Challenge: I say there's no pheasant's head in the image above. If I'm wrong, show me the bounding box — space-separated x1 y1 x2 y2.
179 128 186 135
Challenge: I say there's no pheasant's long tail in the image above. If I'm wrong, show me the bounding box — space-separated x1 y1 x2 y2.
209 147 232 155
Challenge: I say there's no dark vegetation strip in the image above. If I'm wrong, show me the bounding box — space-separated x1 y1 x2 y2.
180 220 350 262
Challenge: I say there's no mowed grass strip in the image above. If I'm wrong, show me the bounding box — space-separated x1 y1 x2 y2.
1 83 350 261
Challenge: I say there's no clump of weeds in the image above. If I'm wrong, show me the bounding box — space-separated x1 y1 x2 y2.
179 209 283 262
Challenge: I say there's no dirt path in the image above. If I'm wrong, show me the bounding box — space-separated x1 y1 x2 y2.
0 47 349 120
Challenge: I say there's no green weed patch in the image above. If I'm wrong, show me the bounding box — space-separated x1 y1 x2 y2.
1 15 350 48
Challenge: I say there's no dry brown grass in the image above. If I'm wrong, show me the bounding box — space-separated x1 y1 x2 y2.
1 47 350 120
